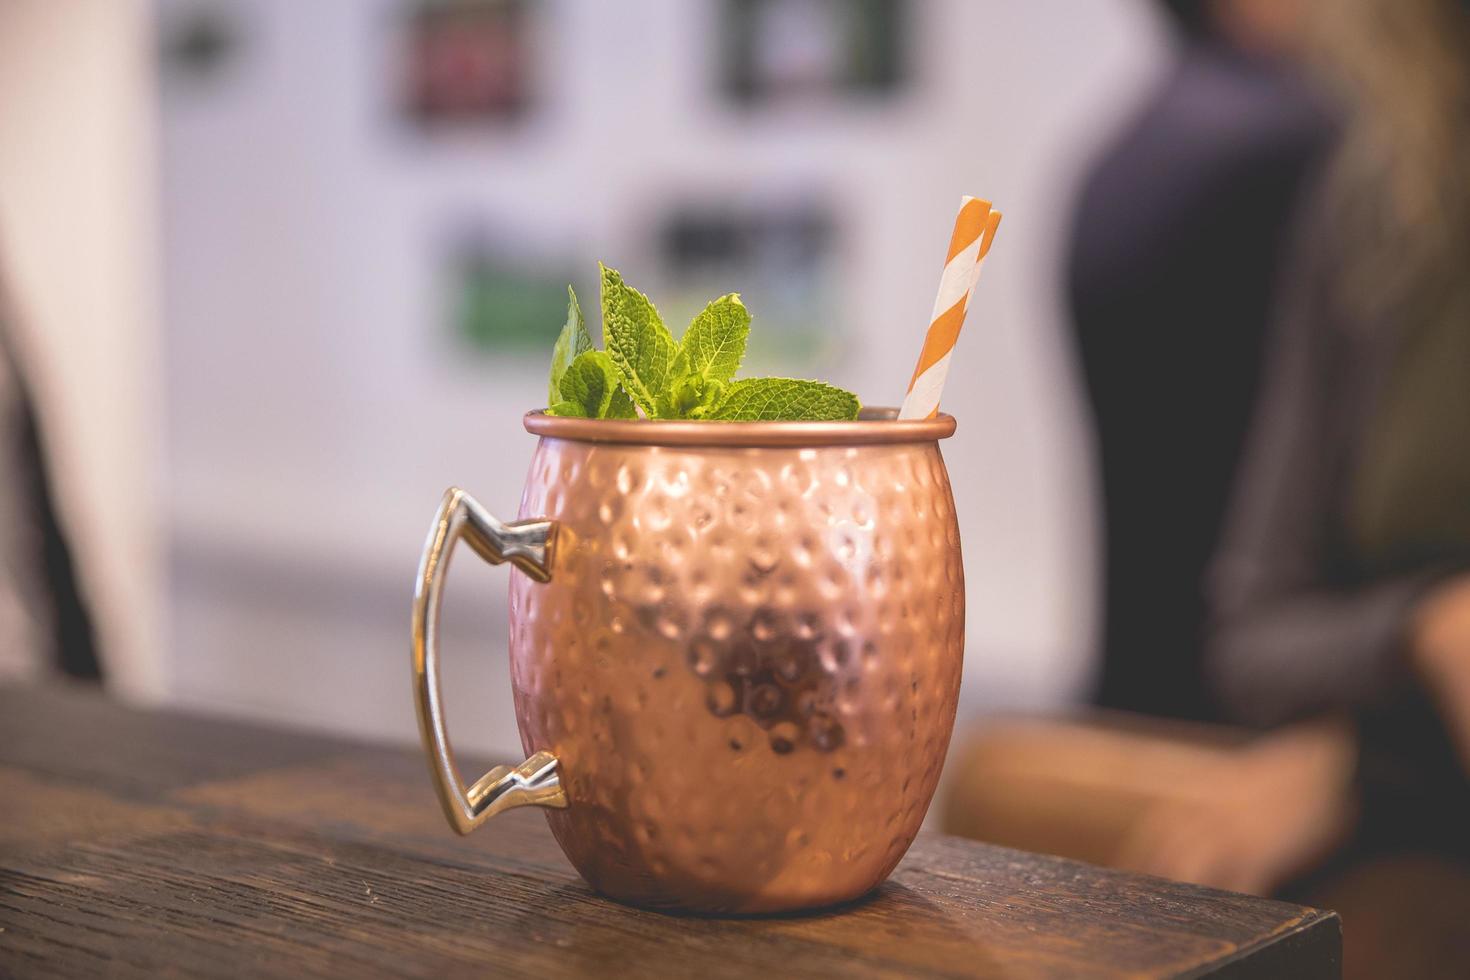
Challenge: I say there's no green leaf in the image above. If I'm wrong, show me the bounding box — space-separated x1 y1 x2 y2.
670 374 727 419
606 387 638 419
705 378 861 421
548 286 594 407
556 350 620 418
600 263 677 418
546 400 586 418
672 293 749 383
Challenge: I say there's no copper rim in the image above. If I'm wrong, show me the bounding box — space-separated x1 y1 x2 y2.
522 406 955 447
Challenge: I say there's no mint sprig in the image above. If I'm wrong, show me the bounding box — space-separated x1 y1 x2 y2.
544 264 860 422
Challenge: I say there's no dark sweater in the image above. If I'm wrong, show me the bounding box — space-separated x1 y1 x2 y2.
1067 43 1337 720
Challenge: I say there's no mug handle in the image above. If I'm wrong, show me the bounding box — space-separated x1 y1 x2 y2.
411 487 568 835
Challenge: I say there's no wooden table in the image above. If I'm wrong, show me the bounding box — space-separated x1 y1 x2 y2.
0 684 1340 978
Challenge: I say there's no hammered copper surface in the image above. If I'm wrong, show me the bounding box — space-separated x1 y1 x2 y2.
508 411 964 913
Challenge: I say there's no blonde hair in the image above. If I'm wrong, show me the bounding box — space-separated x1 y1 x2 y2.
1308 0 1470 324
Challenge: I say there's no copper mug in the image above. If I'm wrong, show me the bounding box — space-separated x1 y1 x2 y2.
411 408 964 913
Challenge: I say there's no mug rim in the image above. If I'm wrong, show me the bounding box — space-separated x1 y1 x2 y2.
523 406 956 447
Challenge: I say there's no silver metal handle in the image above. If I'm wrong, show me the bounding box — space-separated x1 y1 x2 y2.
411 487 566 835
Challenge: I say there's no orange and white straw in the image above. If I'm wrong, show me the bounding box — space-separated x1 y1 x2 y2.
899 196 1002 419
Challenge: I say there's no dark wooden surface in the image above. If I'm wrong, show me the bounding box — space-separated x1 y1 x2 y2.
0 684 1340 979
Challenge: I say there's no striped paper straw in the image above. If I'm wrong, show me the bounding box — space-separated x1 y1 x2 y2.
899 197 1002 420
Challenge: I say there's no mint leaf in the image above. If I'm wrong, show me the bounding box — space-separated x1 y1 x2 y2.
607 387 638 419
706 378 861 421
600 264 676 418
548 286 593 407
552 350 620 418
672 293 749 383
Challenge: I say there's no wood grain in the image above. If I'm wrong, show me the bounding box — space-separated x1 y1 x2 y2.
0 684 1340 978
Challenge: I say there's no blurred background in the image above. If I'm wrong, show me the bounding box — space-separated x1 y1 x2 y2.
8 1 1470 975
0 0 1168 750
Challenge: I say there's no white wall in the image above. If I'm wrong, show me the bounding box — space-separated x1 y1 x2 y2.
158 0 1170 752
0 0 164 700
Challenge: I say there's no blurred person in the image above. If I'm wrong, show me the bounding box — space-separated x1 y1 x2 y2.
1167 0 1470 884
948 0 1337 857
949 0 1470 973
0 273 101 683
1118 2 1470 970
946 0 1336 875
1071 0 1336 721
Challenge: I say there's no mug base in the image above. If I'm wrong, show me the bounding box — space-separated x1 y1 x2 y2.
584 878 890 917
